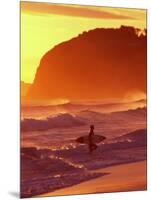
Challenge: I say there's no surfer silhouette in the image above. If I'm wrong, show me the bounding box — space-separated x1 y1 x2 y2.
89 125 97 153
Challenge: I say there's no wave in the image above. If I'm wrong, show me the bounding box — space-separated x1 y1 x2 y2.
52 128 147 170
21 107 146 132
21 113 86 132
76 107 146 122
21 128 146 197
21 99 146 119
21 146 103 198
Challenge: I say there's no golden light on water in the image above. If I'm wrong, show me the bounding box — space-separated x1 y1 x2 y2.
48 99 70 105
124 91 146 102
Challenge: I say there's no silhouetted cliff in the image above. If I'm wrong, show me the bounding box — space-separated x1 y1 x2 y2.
27 26 147 100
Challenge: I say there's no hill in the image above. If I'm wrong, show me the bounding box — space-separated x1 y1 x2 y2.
27 26 147 100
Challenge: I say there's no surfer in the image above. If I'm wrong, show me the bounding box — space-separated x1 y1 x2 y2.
89 125 97 153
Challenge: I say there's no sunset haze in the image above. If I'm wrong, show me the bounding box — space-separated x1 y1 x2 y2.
21 2 146 84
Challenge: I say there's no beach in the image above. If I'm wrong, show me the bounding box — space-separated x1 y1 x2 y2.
21 105 147 198
39 160 147 197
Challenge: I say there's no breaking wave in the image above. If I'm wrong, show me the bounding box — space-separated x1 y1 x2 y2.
21 113 86 132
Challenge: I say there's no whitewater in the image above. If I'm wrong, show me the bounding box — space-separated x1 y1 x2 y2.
21 101 147 198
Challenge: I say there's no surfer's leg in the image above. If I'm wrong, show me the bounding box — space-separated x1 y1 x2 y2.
92 143 97 151
89 142 93 154
89 143 97 154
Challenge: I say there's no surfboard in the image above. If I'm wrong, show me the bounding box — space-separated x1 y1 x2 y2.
76 135 106 144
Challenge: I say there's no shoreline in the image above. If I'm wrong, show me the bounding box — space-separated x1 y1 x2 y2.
38 160 147 197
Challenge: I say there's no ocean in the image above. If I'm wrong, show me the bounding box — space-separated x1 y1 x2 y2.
21 101 147 198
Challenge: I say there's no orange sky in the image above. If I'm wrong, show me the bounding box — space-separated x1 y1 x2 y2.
21 2 146 84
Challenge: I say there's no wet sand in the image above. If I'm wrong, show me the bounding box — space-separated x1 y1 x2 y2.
39 160 147 197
